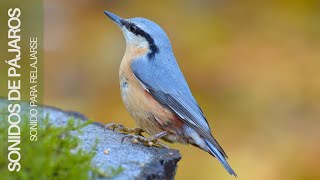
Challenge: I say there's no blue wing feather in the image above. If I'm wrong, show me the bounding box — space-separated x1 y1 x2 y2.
131 53 227 157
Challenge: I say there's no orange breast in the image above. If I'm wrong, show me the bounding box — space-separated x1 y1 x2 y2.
119 46 184 136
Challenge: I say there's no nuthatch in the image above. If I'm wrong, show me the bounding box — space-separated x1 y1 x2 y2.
104 10 237 176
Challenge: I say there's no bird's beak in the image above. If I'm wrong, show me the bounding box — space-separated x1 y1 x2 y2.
104 10 123 27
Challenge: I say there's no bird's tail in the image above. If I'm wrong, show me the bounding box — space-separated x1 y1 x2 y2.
205 139 237 177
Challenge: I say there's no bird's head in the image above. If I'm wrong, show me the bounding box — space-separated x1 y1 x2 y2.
104 10 172 58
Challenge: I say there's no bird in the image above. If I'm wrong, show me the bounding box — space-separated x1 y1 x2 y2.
103 10 237 177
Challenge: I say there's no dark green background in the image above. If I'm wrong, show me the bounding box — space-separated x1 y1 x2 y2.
0 0 43 103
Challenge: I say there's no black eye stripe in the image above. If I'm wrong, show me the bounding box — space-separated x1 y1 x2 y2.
129 24 137 32
120 20 159 58
121 20 140 34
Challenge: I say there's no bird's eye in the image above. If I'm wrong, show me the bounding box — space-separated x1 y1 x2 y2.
129 24 137 32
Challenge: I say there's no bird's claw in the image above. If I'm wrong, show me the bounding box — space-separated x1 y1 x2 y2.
104 123 144 136
121 131 169 149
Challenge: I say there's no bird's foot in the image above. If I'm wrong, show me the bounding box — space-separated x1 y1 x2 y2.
121 131 169 149
104 123 144 136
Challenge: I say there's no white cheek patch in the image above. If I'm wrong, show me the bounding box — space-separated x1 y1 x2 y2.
122 28 149 49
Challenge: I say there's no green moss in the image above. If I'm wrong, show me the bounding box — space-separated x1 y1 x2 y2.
0 114 123 180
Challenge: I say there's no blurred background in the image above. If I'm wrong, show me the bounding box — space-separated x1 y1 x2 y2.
44 0 320 179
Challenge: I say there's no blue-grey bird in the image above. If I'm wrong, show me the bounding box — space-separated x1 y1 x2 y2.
104 10 237 176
